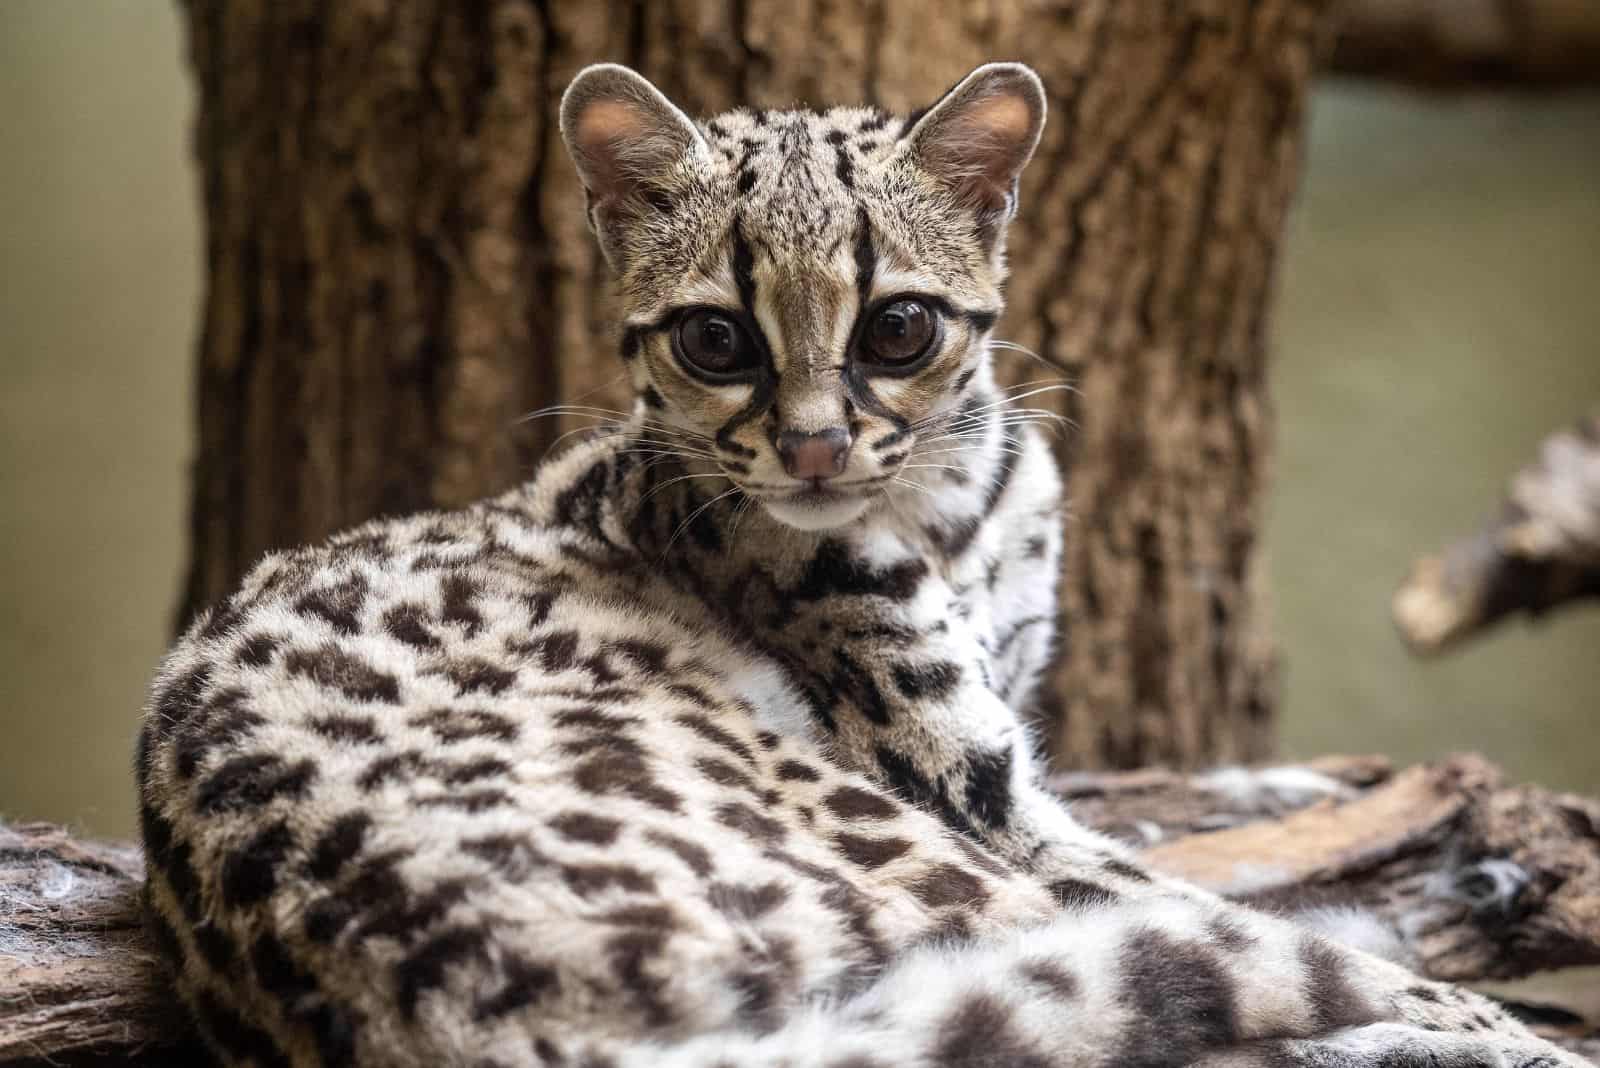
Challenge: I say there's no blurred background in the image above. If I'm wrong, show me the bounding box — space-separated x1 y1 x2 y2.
1 2 1596 838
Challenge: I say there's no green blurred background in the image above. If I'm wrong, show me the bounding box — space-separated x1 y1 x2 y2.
2 3 1596 838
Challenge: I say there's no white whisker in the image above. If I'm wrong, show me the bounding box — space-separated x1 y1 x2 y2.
725 493 758 545
640 471 731 508
662 487 742 557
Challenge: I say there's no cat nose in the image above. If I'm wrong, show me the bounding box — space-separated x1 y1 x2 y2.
776 428 852 481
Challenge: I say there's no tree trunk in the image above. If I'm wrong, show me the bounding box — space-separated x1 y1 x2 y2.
178 1 1326 769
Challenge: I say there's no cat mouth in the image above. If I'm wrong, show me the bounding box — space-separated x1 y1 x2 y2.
741 477 889 531
740 475 894 500
785 481 873 503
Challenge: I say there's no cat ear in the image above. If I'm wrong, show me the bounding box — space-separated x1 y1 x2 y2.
560 64 706 217
902 63 1047 221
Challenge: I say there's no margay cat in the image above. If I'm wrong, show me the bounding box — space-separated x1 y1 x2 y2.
138 63 1584 1068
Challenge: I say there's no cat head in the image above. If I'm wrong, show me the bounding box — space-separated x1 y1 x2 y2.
560 62 1046 531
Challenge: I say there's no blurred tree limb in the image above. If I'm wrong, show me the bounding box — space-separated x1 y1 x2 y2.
6 756 1600 1065
1331 0 1600 88
1395 412 1600 654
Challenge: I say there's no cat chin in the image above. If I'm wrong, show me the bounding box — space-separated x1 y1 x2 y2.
761 494 872 532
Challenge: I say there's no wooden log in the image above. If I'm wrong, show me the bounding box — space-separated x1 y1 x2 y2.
0 823 203 1065
1394 411 1600 654
5 757 1599 1065
1143 755 1600 982
1047 753 1396 843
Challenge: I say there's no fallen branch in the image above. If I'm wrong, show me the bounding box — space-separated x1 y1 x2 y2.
1394 411 1600 654
5 756 1599 1064
0 823 203 1065
1134 755 1600 982
1330 0 1600 88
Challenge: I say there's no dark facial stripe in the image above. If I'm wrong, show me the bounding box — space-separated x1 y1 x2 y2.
963 308 999 334
735 138 760 196
621 327 644 361
622 316 674 358
710 217 777 458
731 218 758 317
713 367 775 459
828 129 855 189
843 365 909 433
853 207 876 308
843 215 907 429
871 427 911 452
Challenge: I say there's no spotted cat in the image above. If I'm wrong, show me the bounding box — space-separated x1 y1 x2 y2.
137 62 1586 1067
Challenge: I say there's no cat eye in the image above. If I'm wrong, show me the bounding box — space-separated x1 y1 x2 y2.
859 298 938 369
674 309 760 379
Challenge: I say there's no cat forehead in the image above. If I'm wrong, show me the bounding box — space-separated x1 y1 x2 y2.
613 104 987 309
700 105 907 179
696 105 912 255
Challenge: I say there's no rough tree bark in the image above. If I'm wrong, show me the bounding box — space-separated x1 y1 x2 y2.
177 1 1331 769
7 757 1600 1065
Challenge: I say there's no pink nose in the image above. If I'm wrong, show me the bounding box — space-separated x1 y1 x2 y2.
777 428 851 481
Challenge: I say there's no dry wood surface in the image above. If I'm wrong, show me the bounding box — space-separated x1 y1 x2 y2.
6 754 1599 1065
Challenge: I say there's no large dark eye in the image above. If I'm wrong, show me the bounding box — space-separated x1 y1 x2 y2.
861 298 937 367
675 310 758 378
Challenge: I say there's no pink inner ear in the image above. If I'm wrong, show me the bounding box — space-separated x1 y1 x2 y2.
571 91 694 204
961 93 1033 146
577 100 648 157
917 86 1039 205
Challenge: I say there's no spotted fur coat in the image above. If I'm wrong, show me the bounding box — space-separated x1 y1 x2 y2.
137 62 1587 1068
